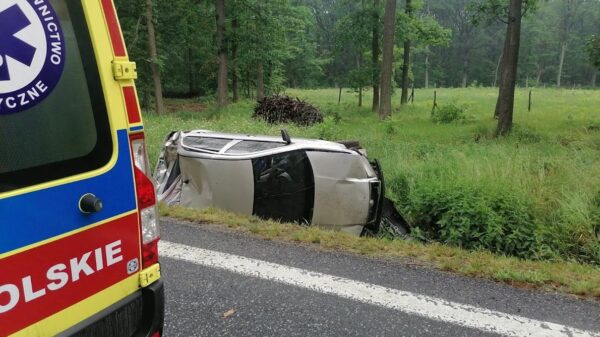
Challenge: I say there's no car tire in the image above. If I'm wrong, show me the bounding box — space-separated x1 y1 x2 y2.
337 140 361 150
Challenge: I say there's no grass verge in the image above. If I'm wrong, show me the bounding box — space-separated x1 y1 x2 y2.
161 205 600 300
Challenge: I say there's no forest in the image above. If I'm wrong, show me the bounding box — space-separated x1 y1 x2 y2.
114 0 600 102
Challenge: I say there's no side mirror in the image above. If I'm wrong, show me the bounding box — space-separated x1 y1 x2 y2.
281 129 292 145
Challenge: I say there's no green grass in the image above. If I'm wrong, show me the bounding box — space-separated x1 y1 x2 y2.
161 205 600 299
145 87 600 266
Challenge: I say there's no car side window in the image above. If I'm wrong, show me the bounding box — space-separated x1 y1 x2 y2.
182 137 231 152
226 140 285 154
252 150 314 224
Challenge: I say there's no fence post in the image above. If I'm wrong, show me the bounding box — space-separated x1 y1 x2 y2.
338 87 342 104
528 90 532 112
432 90 438 112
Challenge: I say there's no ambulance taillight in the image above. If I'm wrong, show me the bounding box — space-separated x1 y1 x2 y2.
130 133 160 269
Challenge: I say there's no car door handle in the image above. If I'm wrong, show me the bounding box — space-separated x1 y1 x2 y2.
79 193 103 214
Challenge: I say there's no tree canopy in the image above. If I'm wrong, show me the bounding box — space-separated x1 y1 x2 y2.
114 0 600 106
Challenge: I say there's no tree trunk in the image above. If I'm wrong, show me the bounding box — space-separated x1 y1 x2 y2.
557 42 566 87
188 47 195 95
400 39 411 103
246 68 251 98
424 49 429 89
378 0 397 119
372 0 381 112
357 55 363 107
536 68 543 87
145 0 164 115
359 87 363 107
256 63 264 100
232 17 240 103
400 0 412 104
556 0 575 88
494 51 506 118
592 71 597 88
231 69 240 102
495 0 523 136
461 56 469 88
493 51 503 87
143 87 151 111
215 0 228 107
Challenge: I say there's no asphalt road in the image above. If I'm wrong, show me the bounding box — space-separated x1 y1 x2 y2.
159 218 600 337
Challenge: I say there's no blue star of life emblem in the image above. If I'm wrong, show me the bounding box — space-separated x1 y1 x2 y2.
0 5 36 81
0 1 66 115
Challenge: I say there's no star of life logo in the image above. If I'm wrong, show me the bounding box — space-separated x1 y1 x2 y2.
0 0 65 115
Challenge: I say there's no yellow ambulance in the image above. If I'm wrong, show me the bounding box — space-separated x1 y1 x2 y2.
0 0 164 336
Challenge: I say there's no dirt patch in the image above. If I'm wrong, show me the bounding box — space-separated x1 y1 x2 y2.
165 99 206 114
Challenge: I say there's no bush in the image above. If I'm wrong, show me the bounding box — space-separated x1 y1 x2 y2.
315 117 342 140
388 178 537 259
549 192 600 264
431 104 466 124
537 217 600 265
387 174 600 264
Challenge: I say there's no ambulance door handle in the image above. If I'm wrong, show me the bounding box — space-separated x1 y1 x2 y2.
79 193 103 214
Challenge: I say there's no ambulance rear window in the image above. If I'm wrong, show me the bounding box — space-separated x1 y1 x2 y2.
0 1 112 193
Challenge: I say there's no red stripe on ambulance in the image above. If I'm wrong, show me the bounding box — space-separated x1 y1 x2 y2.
123 86 141 124
100 0 127 57
0 213 140 336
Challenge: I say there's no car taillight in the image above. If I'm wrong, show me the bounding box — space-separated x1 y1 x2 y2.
130 133 160 269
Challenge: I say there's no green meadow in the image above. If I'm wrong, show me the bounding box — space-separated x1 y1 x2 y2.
145 88 600 266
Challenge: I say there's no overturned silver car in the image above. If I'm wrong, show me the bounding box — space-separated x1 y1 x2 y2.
154 130 385 236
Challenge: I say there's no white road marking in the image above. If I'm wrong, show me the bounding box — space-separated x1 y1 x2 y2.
160 241 600 337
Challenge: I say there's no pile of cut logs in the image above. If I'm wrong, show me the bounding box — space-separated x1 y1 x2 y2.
253 95 323 126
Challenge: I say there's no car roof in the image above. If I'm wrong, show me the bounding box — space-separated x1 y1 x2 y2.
179 130 353 158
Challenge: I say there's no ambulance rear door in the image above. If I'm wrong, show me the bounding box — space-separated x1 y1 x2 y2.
0 1 145 335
